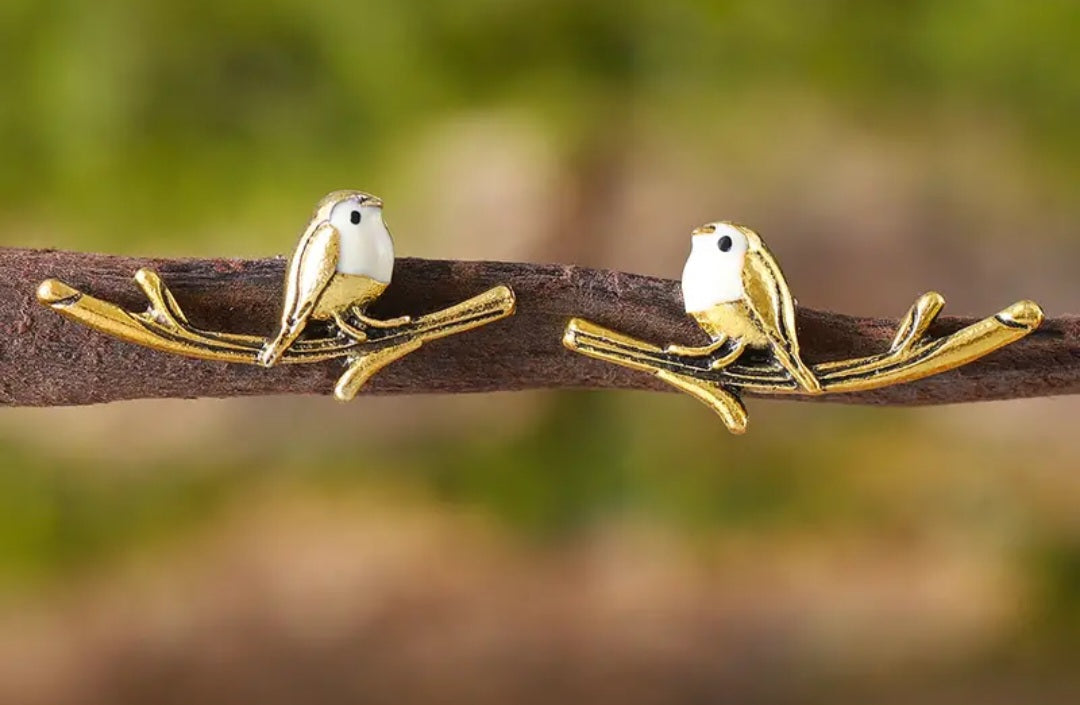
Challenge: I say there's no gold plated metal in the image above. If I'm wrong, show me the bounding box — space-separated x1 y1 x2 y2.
37 191 516 401
563 221 1043 434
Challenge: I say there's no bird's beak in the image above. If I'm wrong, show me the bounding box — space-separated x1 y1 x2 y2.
691 224 717 237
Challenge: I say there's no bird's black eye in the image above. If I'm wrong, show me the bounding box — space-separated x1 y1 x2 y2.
717 235 733 253
350 210 361 225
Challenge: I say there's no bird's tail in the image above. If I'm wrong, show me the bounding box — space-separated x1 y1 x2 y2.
778 347 822 394
257 324 301 367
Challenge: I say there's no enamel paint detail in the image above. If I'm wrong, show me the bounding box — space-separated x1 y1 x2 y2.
327 197 394 282
681 222 748 312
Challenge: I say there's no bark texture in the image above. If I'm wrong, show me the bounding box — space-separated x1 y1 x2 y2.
3 248 1077 406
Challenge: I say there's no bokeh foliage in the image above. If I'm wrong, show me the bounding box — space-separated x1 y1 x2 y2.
1 0 1077 247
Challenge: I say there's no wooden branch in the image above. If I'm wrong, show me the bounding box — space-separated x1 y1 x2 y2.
3 247 1077 407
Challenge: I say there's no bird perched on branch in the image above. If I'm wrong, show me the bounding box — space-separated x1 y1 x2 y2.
676 222 821 393
257 190 407 367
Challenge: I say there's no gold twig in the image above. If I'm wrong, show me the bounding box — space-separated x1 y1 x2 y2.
37 269 516 399
563 294 1044 426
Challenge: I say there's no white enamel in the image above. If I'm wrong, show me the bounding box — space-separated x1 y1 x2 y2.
680 222 748 313
328 199 395 283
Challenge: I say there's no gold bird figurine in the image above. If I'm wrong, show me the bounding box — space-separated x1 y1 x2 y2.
677 222 821 393
257 190 408 367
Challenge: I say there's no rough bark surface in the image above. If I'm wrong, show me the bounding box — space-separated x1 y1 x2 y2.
3 248 1077 406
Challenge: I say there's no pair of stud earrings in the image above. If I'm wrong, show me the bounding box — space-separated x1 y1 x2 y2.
37 190 1043 434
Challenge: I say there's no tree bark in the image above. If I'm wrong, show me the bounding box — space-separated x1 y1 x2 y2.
4 247 1077 407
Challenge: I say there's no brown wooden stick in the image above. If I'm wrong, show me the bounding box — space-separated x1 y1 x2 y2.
3 247 1077 407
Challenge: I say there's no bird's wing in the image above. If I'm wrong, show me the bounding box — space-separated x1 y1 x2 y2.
742 249 821 392
279 221 340 329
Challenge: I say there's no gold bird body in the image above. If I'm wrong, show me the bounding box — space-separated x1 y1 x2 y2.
304 273 386 321
257 190 400 367
680 222 821 393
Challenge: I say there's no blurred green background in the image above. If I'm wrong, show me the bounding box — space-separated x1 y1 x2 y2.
0 1 1077 702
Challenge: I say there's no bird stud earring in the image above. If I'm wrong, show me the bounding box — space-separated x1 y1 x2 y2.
36 190 516 401
563 222 1043 434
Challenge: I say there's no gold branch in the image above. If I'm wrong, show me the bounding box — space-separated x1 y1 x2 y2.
563 293 1043 430
37 269 516 400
